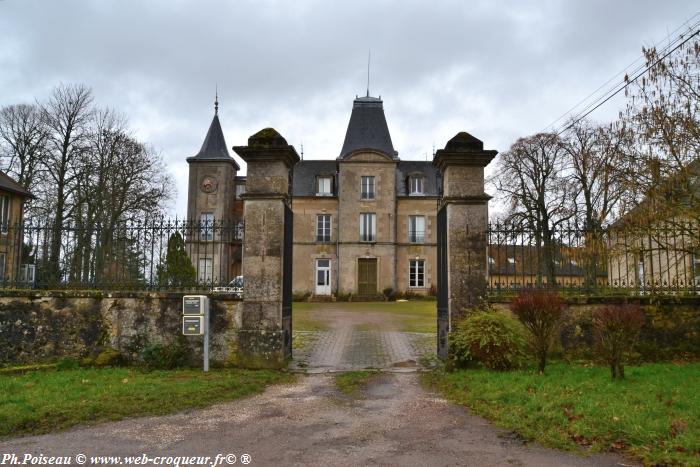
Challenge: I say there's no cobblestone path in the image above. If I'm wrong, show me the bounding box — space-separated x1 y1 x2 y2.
291 330 436 371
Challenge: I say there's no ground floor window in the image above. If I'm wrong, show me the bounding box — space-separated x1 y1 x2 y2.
409 259 425 288
198 257 212 283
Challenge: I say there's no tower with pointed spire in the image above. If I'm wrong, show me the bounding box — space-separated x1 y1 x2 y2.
186 95 243 284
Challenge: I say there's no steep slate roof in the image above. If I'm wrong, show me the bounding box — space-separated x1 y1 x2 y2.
292 160 337 196
0 170 32 198
187 112 240 169
396 161 441 196
338 95 397 160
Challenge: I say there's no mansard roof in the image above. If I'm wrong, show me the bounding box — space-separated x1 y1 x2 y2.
338 95 398 160
187 112 240 169
396 161 441 196
292 160 338 196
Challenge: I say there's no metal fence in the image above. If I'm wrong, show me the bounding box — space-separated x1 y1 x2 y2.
487 221 700 297
0 218 244 290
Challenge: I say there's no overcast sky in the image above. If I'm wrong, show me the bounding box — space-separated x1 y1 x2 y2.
1 0 697 216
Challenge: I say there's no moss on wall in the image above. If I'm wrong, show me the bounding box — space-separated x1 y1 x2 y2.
0 291 241 366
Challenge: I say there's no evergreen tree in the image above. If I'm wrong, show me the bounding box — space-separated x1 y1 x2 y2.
156 232 196 288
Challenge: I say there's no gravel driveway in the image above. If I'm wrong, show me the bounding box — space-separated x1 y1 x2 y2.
0 373 637 467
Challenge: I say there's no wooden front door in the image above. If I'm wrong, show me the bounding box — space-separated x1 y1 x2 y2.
357 258 377 296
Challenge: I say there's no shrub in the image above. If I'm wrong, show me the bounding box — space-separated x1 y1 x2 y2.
428 284 437 297
450 310 526 370
382 287 396 301
92 348 125 367
592 303 644 379
511 290 566 373
292 291 311 302
140 338 189 369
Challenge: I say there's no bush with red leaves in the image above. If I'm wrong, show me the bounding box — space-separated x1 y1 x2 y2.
593 303 644 379
510 290 566 373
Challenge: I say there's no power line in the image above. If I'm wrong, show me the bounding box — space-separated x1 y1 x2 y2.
554 26 700 137
542 12 700 134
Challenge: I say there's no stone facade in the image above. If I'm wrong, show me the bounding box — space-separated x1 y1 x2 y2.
186 95 494 305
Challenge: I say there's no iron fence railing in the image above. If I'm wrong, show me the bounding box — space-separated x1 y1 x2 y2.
0 218 244 291
487 221 700 297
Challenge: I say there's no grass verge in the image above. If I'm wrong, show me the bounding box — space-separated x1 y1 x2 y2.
0 367 294 437
335 370 380 397
423 362 700 466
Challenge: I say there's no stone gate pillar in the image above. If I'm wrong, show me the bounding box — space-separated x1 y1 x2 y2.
232 128 299 368
434 132 496 356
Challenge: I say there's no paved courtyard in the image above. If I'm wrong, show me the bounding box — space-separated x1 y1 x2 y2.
290 302 437 371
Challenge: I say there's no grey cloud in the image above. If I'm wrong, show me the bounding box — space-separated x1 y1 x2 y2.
0 0 696 214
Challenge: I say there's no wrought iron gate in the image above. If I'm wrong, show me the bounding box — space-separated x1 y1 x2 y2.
282 204 293 359
436 204 448 360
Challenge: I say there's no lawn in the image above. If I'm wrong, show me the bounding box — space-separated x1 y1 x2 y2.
423 362 700 466
293 300 437 333
0 367 293 437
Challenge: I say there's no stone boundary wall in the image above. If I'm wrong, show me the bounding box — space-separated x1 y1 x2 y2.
490 296 700 361
0 290 242 366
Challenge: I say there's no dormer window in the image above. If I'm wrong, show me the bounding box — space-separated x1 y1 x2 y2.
409 176 424 195
317 176 333 196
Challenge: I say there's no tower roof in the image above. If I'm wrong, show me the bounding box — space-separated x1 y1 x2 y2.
187 102 240 169
338 95 397 160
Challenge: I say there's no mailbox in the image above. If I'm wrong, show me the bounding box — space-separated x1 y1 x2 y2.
183 295 208 315
183 316 204 335
182 295 211 371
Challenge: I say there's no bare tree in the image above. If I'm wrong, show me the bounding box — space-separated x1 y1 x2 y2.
620 36 700 257
0 103 48 197
561 120 632 287
40 83 94 282
70 108 173 285
491 133 576 286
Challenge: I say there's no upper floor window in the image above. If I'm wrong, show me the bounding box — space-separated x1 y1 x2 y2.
235 184 246 199
409 176 424 195
317 176 333 196
408 215 425 243
317 214 331 242
200 212 214 241
360 213 376 242
0 195 9 234
361 176 375 199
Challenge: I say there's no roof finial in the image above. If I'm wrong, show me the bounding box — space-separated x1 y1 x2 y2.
214 84 219 115
366 49 371 97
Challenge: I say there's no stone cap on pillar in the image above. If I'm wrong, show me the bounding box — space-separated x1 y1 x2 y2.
433 132 497 171
233 128 300 169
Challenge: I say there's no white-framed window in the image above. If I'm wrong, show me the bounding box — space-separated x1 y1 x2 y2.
235 184 246 199
198 257 212 283
360 213 376 242
409 176 424 195
0 195 9 234
409 259 425 288
317 176 333 196
200 212 214 241
408 215 425 243
316 214 331 242
361 176 375 199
